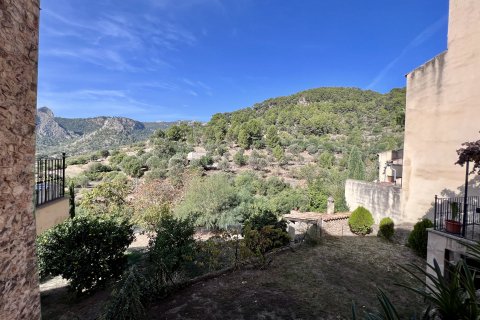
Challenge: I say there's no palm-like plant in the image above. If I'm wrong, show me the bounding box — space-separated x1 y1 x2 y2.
353 242 480 319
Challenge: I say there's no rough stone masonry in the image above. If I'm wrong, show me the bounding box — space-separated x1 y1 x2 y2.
0 0 42 319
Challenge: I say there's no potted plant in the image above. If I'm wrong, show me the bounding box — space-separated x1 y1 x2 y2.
445 202 462 234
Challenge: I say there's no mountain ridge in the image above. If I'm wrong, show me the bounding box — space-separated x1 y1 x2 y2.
36 107 175 156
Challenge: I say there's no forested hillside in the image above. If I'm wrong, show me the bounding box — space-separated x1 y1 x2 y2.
68 87 406 230
203 87 405 157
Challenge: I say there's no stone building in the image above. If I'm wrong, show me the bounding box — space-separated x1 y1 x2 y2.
0 0 42 319
378 149 403 186
346 0 480 226
399 0 480 280
401 0 480 223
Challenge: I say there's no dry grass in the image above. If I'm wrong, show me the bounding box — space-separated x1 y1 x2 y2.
41 235 425 320
147 236 425 320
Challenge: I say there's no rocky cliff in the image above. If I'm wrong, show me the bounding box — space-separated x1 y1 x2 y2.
36 107 173 156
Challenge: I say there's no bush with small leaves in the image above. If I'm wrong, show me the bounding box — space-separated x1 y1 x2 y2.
243 213 290 265
146 155 167 170
233 149 248 166
149 213 195 286
36 215 134 294
72 174 89 188
287 144 303 155
99 150 110 158
407 218 433 258
145 168 168 181
67 155 89 166
348 206 374 235
218 158 230 171
378 217 395 240
87 162 112 174
199 154 214 168
306 144 318 155
248 151 268 171
272 145 285 162
121 156 144 178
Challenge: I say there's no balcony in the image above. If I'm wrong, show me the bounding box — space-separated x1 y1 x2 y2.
35 153 69 234
433 195 480 241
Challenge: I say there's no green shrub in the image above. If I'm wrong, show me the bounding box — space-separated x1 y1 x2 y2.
145 168 168 181
348 206 374 235
243 211 290 253
149 213 195 286
174 174 241 229
199 154 214 168
99 150 110 158
243 221 290 265
248 151 267 171
378 217 394 240
146 155 167 170
67 155 89 165
218 158 230 171
72 174 89 188
37 215 134 294
87 162 112 174
407 218 433 258
233 149 248 166
306 144 318 155
102 266 146 320
121 156 144 178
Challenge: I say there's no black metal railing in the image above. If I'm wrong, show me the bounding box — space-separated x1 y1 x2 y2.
434 195 480 240
35 153 66 206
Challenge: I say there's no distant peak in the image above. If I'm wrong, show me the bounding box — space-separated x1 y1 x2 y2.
38 106 54 117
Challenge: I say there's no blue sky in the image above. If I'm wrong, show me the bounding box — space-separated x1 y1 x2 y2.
38 0 449 122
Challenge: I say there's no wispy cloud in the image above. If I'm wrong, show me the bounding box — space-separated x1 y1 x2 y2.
367 15 447 89
41 6 197 73
148 0 226 12
38 87 159 117
42 48 138 72
182 78 213 96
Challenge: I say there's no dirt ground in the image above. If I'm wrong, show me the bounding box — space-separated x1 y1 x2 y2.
41 235 425 320
148 236 425 320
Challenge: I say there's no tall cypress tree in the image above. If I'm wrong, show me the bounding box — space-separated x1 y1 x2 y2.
348 146 365 180
69 182 75 218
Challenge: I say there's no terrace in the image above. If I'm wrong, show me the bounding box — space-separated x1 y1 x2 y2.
433 196 480 242
35 153 66 206
34 153 69 234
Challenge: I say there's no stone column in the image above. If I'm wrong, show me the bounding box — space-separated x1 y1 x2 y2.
0 0 41 319
327 196 335 215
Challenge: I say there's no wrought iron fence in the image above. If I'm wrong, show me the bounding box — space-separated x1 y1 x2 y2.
434 195 480 240
35 153 66 206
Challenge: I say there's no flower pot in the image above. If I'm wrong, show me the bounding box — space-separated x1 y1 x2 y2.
445 220 462 234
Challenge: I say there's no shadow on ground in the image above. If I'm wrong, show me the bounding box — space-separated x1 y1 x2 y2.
147 236 425 320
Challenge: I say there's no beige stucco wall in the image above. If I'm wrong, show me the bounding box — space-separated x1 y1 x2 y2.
36 198 69 234
426 229 473 281
345 179 402 223
401 0 480 222
0 0 41 319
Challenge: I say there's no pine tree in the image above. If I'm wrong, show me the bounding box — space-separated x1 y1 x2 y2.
265 125 279 148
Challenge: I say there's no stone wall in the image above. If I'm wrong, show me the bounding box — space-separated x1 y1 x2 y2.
345 179 402 223
401 0 480 222
0 0 41 319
